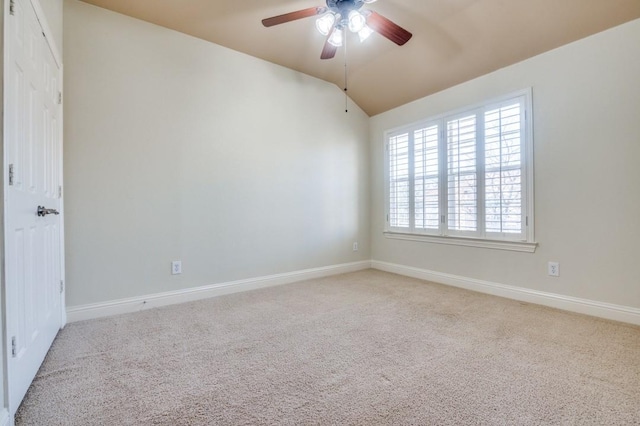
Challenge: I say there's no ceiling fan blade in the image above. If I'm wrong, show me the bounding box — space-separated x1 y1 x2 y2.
320 40 338 60
320 27 338 60
262 7 326 27
366 11 413 46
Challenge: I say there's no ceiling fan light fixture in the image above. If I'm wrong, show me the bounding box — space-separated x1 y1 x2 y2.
261 1 413 61
328 27 343 47
348 10 367 33
358 25 374 42
315 12 336 36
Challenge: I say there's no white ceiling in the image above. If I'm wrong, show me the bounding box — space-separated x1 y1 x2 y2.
78 0 640 116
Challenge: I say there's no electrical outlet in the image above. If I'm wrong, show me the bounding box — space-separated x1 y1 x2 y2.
353 242 358 252
171 260 182 275
548 262 559 277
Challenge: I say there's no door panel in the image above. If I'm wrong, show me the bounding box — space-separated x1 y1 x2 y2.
5 0 64 414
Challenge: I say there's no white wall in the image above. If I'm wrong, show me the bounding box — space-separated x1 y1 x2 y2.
63 0 370 307
370 18 640 309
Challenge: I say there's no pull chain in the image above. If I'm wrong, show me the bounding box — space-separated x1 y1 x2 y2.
344 30 348 113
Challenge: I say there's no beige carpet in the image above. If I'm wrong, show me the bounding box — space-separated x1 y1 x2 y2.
15 270 640 425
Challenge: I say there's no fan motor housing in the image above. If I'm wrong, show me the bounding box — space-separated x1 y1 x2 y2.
327 0 365 14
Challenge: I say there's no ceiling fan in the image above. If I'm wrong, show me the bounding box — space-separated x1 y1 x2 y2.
262 0 413 60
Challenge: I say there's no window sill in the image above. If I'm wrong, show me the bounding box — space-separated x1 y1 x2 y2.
383 232 538 253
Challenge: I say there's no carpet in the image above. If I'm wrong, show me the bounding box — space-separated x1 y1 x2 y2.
15 270 640 425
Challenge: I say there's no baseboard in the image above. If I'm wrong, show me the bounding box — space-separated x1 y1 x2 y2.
66 259 640 325
0 408 10 426
67 261 372 322
371 260 640 326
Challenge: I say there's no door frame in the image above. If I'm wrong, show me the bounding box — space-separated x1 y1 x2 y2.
2 0 65 420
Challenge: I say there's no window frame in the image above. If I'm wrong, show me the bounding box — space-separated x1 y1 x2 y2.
383 88 537 253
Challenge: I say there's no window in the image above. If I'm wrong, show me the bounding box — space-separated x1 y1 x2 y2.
385 89 535 251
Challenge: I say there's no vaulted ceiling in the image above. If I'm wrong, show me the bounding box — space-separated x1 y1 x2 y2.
78 0 640 116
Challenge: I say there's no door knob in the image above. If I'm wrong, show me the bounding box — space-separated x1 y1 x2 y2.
37 206 59 217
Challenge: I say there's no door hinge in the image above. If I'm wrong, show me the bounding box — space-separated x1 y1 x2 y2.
9 163 15 185
526 216 529 227
11 336 17 357
58 92 62 105
386 214 389 222
441 215 445 224
60 280 64 294
9 0 15 16
59 185 63 198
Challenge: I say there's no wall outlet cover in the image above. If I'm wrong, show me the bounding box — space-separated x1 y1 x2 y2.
172 260 182 275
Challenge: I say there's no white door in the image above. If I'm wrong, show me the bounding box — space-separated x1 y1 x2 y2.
4 0 64 415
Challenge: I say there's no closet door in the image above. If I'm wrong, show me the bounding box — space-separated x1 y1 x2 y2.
5 0 64 414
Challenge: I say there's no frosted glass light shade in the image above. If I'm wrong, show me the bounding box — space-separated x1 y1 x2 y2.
348 10 366 33
328 28 343 47
358 25 374 42
316 13 336 36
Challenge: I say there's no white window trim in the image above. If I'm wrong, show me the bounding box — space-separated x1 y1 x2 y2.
383 88 536 253
383 232 538 253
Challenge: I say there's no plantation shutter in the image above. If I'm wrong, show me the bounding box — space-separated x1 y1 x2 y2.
384 89 533 245
389 133 410 229
414 125 440 231
447 114 478 234
484 99 524 236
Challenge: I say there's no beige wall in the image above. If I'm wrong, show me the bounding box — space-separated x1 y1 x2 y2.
63 0 370 307
36 0 63 53
63 0 640 312
370 18 640 308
